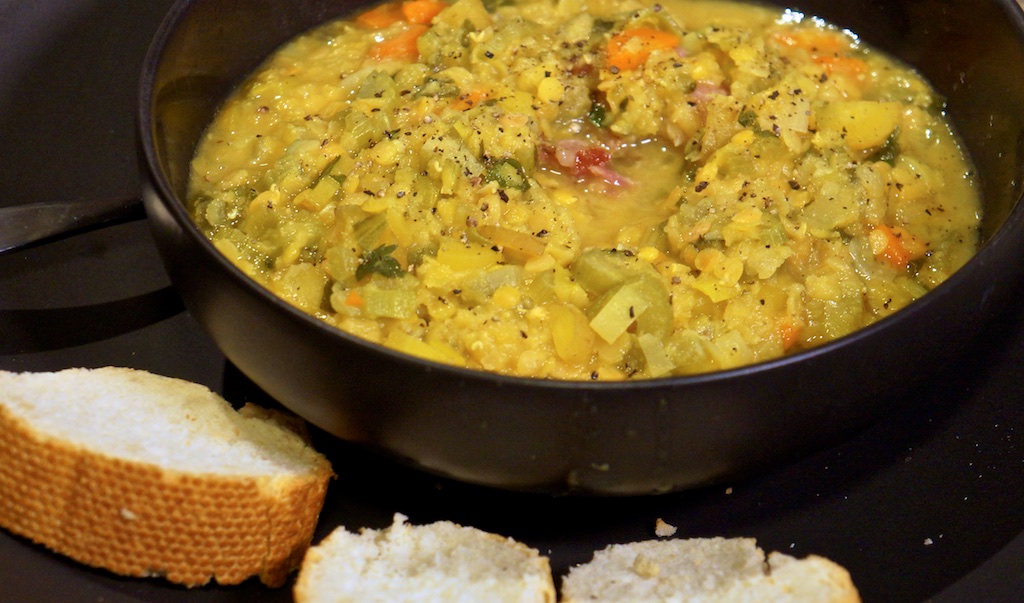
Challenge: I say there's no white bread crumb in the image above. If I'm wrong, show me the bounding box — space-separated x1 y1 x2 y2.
655 518 678 537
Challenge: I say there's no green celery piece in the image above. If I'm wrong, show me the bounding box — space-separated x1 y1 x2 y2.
571 249 634 296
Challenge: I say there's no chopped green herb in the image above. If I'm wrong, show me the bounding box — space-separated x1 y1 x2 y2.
588 100 608 127
869 127 901 166
357 244 402 280
310 155 341 188
485 158 531 191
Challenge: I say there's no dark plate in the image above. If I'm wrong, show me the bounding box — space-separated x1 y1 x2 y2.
1 1 1023 601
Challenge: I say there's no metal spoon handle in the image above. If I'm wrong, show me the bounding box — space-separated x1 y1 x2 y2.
0 197 145 254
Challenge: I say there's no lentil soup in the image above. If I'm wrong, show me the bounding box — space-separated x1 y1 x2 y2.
187 0 981 380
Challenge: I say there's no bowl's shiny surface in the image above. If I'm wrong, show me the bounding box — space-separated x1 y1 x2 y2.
139 0 1024 494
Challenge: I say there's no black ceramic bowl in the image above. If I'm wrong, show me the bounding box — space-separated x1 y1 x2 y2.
139 0 1024 494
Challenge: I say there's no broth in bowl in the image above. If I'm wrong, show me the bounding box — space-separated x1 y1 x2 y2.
187 0 980 380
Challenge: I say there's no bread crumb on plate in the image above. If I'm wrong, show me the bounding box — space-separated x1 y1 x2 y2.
655 518 678 537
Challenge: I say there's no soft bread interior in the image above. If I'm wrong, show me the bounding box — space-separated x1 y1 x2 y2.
560 537 860 603
0 367 322 476
295 513 556 603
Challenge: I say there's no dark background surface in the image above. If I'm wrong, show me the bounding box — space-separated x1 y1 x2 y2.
1 1 1023 601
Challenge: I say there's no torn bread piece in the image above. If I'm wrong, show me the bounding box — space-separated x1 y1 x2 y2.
295 513 556 603
0 367 333 587
560 537 860 602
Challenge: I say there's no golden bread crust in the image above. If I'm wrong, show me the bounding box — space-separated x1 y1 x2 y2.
0 388 332 587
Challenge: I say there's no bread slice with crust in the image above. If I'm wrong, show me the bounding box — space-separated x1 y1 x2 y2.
294 513 556 603
0 367 334 587
559 537 860 603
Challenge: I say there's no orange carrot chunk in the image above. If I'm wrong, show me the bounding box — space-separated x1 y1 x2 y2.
369 24 429 61
450 88 488 111
345 291 365 308
777 320 803 351
401 0 448 24
870 225 927 270
606 27 680 72
815 55 869 76
773 29 867 76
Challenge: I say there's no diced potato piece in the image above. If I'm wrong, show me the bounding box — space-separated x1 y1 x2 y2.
705 330 754 369
212 238 257 277
803 262 865 341
589 282 651 343
432 0 491 29
630 275 673 338
384 330 468 367
692 272 741 303
272 263 328 313
552 264 590 307
816 101 902 151
436 241 502 271
549 303 596 365
294 176 341 212
588 279 654 344
637 333 675 378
